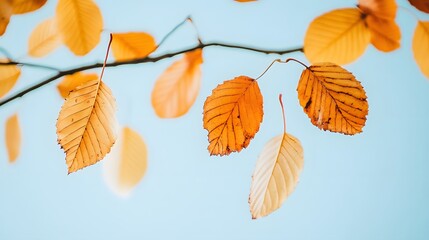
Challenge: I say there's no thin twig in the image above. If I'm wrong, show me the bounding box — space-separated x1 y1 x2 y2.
0 42 303 107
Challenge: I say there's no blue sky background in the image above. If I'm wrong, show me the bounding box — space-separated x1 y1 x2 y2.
1 0 429 239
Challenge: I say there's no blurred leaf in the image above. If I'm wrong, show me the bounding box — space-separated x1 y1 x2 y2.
409 0 429 13
57 72 99 98
304 8 370 65
203 76 263 156
56 0 103 56
413 21 429 79
103 127 148 197
0 1 12 36
358 0 397 20
249 133 303 219
56 79 117 173
28 18 62 57
366 15 400 52
5 113 21 163
111 32 156 61
11 0 47 14
0 61 21 98
151 49 203 118
297 63 368 135
235 0 257 2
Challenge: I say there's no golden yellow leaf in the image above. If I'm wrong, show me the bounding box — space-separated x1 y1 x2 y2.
57 72 99 98
249 133 303 219
304 8 371 65
11 0 47 14
111 32 156 61
0 1 13 36
0 61 21 98
366 15 401 52
235 0 257 2
56 79 117 173
56 0 103 56
103 127 148 197
203 76 263 156
5 113 21 163
151 49 203 118
297 63 368 135
413 21 429 79
28 18 62 57
358 0 397 20
409 0 429 13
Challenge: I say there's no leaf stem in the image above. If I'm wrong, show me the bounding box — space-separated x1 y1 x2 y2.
284 58 309 69
278 94 286 133
100 34 113 81
187 17 203 44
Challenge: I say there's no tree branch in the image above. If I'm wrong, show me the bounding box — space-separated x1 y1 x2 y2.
0 42 303 107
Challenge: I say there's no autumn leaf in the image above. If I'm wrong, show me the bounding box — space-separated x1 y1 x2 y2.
358 0 400 52
358 0 397 20
103 127 148 197
0 1 13 36
203 76 263 156
304 8 370 65
11 0 47 14
111 32 156 61
249 133 303 219
56 0 103 56
413 21 429 79
57 72 99 98
297 63 368 135
56 79 117 173
0 61 21 98
28 18 62 57
5 113 21 163
249 95 304 219
235 0 257 2
151 49 203 118
365 15 400 52
409 0 429 13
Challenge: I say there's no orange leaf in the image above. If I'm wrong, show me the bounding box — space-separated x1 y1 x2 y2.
358 0 397 20
151 49 203 118
297 63 368 135
28 18 62 57
5 113 21 163
0 61 21 98
249 133 303 219
103 127 148 197
11 0 47 14
235 0 257 2
57 72 99 98
409 0 429 13
111 32 156 61
0 1 13 36
304 8 370 65
413 21 429 79
56 79 117 173
366 15 401 52
56 0 103 56
203 76 263 156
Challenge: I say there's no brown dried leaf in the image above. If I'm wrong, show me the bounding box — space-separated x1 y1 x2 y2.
56 79 117 173
203 76 263 156
297 63 368 135
409 0 429 13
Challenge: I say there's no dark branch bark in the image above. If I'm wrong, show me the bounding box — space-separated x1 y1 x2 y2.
0 42 303 107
